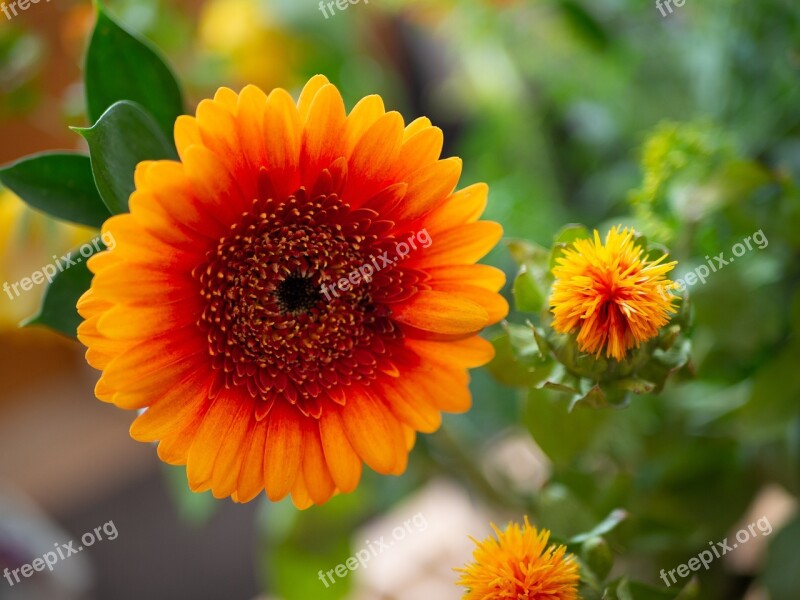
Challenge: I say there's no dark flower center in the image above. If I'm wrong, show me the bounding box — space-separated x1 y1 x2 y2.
276 274 320 314
192 172 424 419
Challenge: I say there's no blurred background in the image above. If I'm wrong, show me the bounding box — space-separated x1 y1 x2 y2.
0 0 799 598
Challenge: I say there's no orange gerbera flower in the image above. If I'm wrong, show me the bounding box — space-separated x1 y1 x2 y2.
77 76 507 508
456 517 580 600
550 226 677 361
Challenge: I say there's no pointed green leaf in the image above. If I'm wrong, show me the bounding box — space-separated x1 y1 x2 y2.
570 509 628 544
85 6 183 141
0 152 110 228
75 100 178 214
22 242 104 338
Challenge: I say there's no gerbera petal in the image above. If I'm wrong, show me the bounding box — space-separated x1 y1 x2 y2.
427 282 509 324
263 402 303 501
129 372 214 440
319 409 362 494
233 420 268 503
388 157 462 222
301 420 336 505
187 391 243 492
301 84 347 184
263 88 302 197
392 290 489 335
209 396 255 499
344 111 405 205
344 94 386 156
424 183 488 233
406 335 496 369
340 387 405 475
392 125 444 181
411 221 503 267
297 74 331 120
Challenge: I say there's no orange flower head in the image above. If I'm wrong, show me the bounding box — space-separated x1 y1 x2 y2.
77 76 507 508
550 226 677 361
456 517 580 600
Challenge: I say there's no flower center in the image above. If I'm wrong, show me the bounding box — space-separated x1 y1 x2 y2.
193 182 419 419
275 274 320 314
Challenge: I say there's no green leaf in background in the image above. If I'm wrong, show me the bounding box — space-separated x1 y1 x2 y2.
85 6 184 141
162 464 217 526
513 264 547 313
487 324 552 388
22 241 102 338
570 509 628 544
534 483 596 538
762 516 800 600
0 152 110 228
581 536 614 581
606 577 699 599
74 100 178 215
525 388 610 467
550 224 590 269
258 496 363 600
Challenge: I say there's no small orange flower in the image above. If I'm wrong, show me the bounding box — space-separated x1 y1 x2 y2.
550 226 677 361
77 76 507 508
456 517 580 600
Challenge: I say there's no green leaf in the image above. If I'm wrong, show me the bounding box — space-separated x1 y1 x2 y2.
570 509 628 544
525 388 610 467
85 6 184 141
557 0 610 51
75 100 178 214
605 577 699 599
22 242 103 338
487 325 552 388
534 483 596 538
554 224 591 245
513 264 547 313
550 224 590 269
580 537 614 581
0 152 110 228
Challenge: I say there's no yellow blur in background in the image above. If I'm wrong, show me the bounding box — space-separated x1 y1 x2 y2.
0 188 94 330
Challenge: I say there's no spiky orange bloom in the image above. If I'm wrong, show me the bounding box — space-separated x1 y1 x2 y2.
456 517 580 600
550 226 677 361
76 76 507 508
